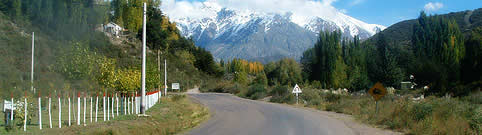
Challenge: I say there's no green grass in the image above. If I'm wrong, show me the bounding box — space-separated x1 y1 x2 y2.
0 95 209 135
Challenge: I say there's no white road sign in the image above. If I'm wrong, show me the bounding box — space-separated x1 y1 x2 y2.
3 100 16 111
292 84 302 94
172 83 180 90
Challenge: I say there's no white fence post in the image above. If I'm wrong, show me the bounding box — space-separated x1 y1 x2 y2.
10 94 13 121
103 92 106 121
132 93 134 114
83 93 86 126
77 92 80 125
49 94 52 128
90 95 93 123
24 94 27 131
135 92 138 114
58 95 61 128
68 96 71 126
39 93 42 130
107 93 110 121
111 94 114 118
96 93 98 122
127 93 130 115
116 93 119 116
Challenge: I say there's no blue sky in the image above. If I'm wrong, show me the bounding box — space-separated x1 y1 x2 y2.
162 0 482 27
332 0 482 26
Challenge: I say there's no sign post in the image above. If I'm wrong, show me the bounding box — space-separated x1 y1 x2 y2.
292 84 302 104
172 83 180 92
368 82 387 114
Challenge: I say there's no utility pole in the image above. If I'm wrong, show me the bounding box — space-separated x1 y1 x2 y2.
140 2 147 115
31 32 34 93
164 59 167 96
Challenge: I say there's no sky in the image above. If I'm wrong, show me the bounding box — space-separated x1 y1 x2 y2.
160 0 482 27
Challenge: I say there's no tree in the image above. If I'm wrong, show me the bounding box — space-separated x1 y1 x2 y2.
411 12 465 94
265 58 302 86
370 33 404 88
302 30 347 89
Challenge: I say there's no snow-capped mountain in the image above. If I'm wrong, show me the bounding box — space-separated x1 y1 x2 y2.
166 2 385 62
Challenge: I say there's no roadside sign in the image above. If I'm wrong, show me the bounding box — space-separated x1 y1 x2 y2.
368 82 387 101
292 84 302 94
292 84 302 104
172 83 180 90
3 100 16 111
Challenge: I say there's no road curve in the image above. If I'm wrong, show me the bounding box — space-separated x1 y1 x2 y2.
187 93 355 135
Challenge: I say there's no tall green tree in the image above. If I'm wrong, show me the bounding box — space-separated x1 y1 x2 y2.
369 33 404 87
302 30 347 88
411 12 465 94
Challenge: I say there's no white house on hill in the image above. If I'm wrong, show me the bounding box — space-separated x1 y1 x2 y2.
104 22 124 38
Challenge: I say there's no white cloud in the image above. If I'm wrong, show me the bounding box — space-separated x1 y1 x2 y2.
349 0 364 6
340 9 348 14
161 0 341 21
424 2 444 12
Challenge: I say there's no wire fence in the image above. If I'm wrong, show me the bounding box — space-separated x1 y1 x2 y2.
1 90 162 132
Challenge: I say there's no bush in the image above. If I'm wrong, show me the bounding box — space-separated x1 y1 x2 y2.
300 88 322 106
469 105 481 134
411 102 433 121
324 93 341 103
242 84 267 100
270 85 295 104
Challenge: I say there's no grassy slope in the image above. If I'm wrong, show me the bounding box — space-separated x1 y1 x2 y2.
0 95 209 135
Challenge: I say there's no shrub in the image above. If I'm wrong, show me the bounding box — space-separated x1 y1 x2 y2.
323 93 341 103
300 88 322 106
243 84 267 100
411 102 433 121
269 85 295 104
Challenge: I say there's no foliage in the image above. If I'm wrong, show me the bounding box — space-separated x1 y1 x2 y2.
225 58 264 75
233 71 249 85
461 27 482 92
241 84 267 100
116 68 141 92
367 33 404 88
269 85 295 104
411 12 466 95
252 72 268 86
56 42 97 81
265 58 302 86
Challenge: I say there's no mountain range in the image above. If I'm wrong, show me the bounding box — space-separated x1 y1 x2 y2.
167 2 386 63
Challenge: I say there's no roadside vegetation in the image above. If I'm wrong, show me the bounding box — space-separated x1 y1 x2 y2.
201 12 482 135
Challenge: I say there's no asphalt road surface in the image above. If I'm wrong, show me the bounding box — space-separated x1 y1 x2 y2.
187 93 355 135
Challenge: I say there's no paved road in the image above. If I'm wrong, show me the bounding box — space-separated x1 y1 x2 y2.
187 93 355 135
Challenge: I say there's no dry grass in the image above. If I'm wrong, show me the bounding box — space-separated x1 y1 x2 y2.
315 94 480 135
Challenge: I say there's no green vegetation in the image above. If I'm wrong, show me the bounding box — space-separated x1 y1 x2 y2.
0 94 209 135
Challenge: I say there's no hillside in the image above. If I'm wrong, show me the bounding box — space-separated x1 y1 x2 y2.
0 0 219 98
367 8 482 45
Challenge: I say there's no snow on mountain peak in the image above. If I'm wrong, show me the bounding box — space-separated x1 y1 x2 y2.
167 1 385 39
